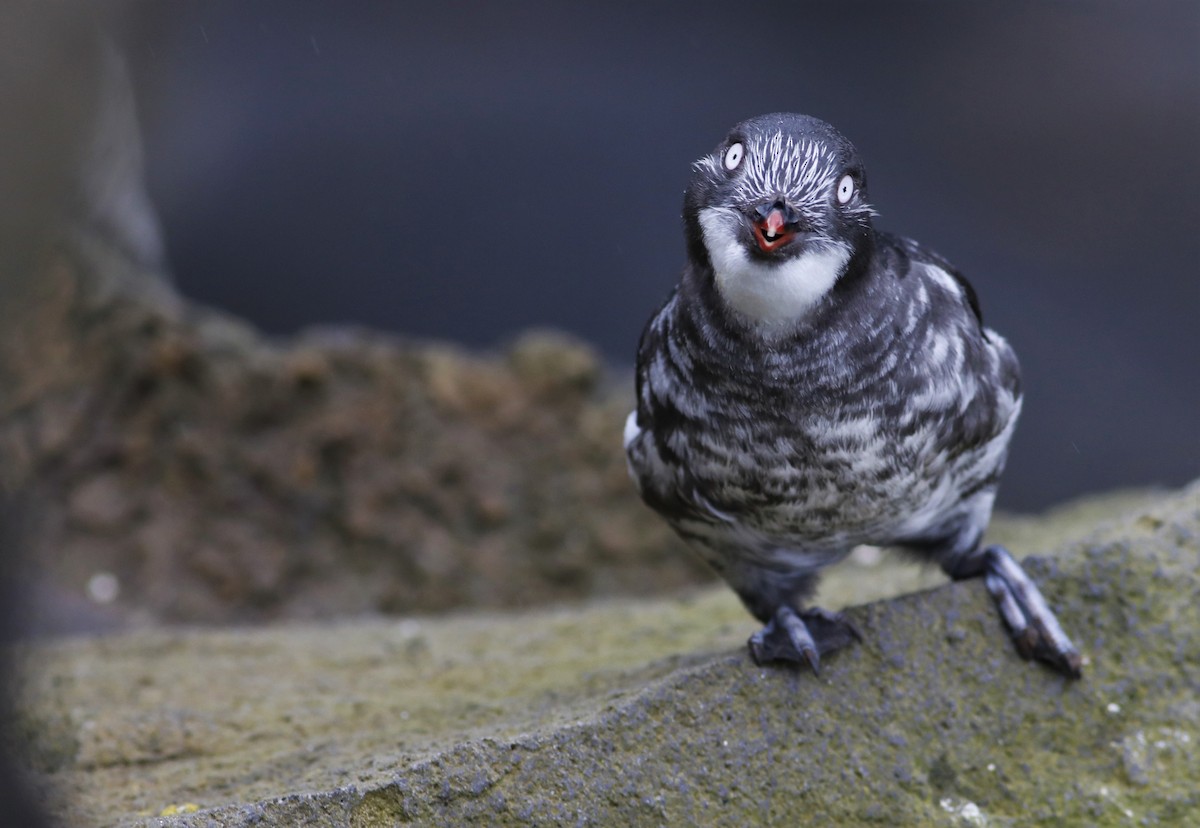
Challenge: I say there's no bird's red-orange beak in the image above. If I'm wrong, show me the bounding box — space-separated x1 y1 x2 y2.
753 203 798 253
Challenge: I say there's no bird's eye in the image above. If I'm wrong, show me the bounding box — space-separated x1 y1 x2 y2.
836 174 855 204
724 142 744 171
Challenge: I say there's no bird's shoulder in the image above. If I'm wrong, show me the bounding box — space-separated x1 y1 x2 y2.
875 231 984 328
635 287 677 359
867 229 1022 426
633 287 678 415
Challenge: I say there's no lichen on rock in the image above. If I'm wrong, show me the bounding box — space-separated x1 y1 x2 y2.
14 480 1200 826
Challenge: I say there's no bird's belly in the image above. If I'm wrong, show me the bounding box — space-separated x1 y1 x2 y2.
686 414 953 548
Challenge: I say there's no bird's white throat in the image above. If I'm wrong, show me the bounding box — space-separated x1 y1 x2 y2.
699 207 849 332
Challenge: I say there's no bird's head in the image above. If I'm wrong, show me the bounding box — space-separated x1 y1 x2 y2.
683 113 877 332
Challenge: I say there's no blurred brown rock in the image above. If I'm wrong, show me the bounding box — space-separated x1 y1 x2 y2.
1 228 703 631
0 13 711 633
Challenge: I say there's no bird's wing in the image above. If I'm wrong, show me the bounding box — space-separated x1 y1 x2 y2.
888 233 984 328
628 288 745 527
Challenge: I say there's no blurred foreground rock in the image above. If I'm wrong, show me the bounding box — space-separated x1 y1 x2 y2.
14 480 1199 826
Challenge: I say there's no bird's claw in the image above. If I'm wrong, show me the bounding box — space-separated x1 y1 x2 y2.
748 605 861 672
983 546 1082 678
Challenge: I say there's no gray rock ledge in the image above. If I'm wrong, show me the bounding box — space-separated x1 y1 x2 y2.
15 481 1198 826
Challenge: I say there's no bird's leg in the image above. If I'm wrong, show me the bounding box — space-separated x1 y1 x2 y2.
748 605 862 672
948 545 1082 678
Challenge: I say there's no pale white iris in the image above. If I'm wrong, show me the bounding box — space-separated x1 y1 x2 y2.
724 142 744 171
836 174 855 204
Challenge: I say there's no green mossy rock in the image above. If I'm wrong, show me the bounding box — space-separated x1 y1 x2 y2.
15 482 1198 826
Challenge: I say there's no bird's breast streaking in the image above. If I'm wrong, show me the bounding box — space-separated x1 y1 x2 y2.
625 111 1082 679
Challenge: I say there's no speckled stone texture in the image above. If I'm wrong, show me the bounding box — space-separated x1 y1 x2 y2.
15 480 1198 826
1 231 702 633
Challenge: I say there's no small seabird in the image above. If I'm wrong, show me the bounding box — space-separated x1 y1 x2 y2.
625 112 1081 677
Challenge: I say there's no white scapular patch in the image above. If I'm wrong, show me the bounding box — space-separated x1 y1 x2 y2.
622 409 648 490
927 332 951 367
923 262 963 298
699 207 849 330
622 410 641 450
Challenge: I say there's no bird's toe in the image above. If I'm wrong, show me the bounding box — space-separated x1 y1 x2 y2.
983 546 1082 679
746 605 861 673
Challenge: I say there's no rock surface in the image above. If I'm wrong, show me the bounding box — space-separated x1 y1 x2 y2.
15 481 1198 826
2 230 706 633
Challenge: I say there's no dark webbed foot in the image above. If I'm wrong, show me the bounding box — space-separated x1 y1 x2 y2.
982 545 1082 678
748 605 862 672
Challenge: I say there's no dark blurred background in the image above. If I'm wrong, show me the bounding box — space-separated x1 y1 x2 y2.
114 1 1196 511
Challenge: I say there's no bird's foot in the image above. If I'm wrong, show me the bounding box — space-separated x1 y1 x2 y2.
747 605 862 673
983 545 1082 678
